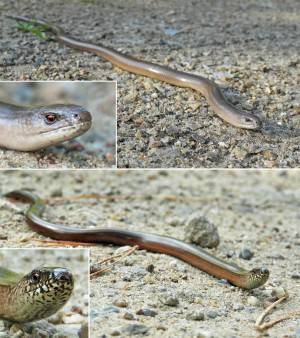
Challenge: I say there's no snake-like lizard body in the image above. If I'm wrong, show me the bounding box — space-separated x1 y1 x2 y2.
5 190 269 290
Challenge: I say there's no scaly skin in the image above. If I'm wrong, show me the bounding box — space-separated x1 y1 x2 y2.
5 190 269 290
0 267 74 323
7 15 262 130
0 101 92 151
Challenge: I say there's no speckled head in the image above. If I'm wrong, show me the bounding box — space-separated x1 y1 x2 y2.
10 267 74 323
247 267 269 289
239 113 262 130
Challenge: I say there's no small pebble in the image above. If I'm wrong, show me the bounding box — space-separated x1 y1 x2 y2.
112 300 128 308
136 308 158 317
206 310 218 319
50 188 63 197
62 313 84 324
156 324 167 331
271 287 286 299
146 264 155 273
169 260 187 272
239 248 254 260
247 296 259 306
262 288 273 298
186 310 205 321
233 304 244 311
91 306 120 319
110 329 121 336
291 273 300 279
122 324 149 335
160 294 179 307
123 311 134 320
194 329 214 338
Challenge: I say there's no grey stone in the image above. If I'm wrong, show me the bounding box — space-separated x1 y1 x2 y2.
136 308 158 317
160 294 179 307
91 306 120 319
184 213 220 248
186 310 205 321
239 248 254 260
206 310 218 319
291 273 300 279
123 311 134 320
122 324 149 336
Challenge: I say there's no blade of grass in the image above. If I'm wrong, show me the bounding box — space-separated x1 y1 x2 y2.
17 21 48 40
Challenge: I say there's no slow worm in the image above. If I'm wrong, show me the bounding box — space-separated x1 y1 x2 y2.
0 266 73 323
5 190 270 290
7 15 262 130
0 101 91 151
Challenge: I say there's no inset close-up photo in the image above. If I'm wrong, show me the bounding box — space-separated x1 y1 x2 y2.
0 170 299 337
0 248 89 338
0 1 299 168
0 81 116 168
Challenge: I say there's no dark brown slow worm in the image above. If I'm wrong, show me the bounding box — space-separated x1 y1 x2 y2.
4 190 269 290
7 15 262 130
0 101 91 151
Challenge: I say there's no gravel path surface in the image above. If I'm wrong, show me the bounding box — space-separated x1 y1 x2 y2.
0 82 116 169
1 0 299 168
0 170 299 337
0 248 89 338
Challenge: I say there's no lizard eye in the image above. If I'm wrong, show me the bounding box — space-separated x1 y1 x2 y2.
30 271 40 283
44 113 58 124
244 117 253 123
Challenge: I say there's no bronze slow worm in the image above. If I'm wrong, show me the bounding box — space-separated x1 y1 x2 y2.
0 267 73 323
0 101 91 151
7 15 262 130
5 190 269 290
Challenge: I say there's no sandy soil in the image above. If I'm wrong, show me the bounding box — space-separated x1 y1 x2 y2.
0 170 299 338
0 0 299 168
0 82 116 169
0 248 89 338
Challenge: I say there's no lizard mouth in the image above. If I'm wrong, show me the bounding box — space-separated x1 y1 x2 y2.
38 121 91 135
52 268 73 283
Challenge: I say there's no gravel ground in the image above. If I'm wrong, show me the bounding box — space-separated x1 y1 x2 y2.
0 170 299 337
0 82 116 169
0 0 299 168
0 248 89 338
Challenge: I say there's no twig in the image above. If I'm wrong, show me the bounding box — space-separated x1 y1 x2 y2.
30 239 139 277
90 245 139 278
255 291 300 331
